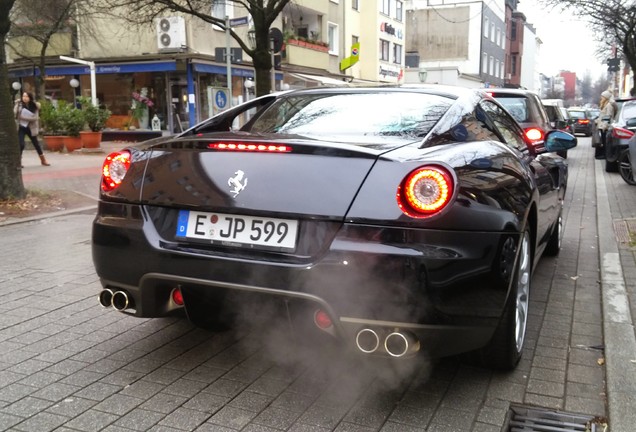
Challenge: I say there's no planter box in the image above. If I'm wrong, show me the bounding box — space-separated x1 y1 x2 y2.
80 131 103 149
43 135 65 152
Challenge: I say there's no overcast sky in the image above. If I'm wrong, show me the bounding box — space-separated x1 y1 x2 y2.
517 0 607 80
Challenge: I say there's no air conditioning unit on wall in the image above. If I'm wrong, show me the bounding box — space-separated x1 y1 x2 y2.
156 16 186 52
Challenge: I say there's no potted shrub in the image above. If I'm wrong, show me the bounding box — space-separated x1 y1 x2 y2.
39 100 65 152
78 96 111 148
58 102 85 152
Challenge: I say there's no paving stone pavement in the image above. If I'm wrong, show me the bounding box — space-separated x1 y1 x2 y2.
0 138 634 431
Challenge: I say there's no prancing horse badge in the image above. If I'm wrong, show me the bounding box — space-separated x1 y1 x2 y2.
228 170 248 198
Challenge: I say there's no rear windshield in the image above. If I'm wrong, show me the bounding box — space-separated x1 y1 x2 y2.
493 96 533 123
620 102 636 121
248 92 452 144
568 110 587 119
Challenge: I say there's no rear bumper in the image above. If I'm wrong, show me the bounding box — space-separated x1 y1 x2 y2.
92 203 521 358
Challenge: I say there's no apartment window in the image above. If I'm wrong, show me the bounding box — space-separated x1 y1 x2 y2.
395 1 403 21
500 62 505 79
328 23 339 54
490 23 495 41
393 43 402 64
482 53 488 73
511 55 517 75
382 0 391 15
496 28 501 46
352 35 359 46
489 56 494 75
483 17 489 37
495 60 500 78
511 21 517 41
352 0 359 10
380 40 390 61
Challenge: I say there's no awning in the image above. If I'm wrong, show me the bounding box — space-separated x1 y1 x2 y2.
289 72 349 86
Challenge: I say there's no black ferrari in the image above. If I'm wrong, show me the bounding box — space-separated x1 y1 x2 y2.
92 85 577 369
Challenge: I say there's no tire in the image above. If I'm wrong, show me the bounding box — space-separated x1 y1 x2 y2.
544 211 562 256
618 149 636 185
605 159 618 172
479 229 531 370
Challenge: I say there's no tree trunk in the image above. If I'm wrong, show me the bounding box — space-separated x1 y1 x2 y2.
0 9 26 200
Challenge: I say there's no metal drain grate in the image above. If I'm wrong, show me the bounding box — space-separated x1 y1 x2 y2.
614 219 636 244
506 405 605 432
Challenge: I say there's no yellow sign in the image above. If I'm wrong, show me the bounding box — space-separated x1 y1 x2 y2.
339 43 360 71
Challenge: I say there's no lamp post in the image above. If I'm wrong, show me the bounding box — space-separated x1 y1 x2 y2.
69 78 80 107
59 55 97 106
11 81 21 101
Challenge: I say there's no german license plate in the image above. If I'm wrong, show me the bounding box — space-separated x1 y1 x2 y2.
176 210 298 250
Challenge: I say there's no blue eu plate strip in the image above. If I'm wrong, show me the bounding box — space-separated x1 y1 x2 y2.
176 210 189 237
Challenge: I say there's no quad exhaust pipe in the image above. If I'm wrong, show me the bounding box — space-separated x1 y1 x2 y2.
98 289 134 311
355 328 420 358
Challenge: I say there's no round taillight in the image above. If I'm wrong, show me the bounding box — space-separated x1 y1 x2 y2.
102 151 131 192
397 166 454 218
314 309 333 329
171 288 184 306
524 128 544 143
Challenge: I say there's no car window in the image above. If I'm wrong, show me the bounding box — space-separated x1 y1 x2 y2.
568 110 586 119
620 102 636 121
544 105 562 122
493 96 530 122
480 100 527 152
248 92 452 144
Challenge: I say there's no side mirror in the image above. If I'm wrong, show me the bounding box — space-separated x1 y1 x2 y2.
545 130 578 152
626 118 636 127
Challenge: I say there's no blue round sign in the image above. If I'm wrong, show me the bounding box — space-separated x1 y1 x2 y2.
215 90 227 110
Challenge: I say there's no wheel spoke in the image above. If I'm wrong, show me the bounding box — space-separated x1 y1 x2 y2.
515 232 531 351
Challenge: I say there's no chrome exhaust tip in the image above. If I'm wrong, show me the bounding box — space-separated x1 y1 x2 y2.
112 290 132 311
98 289 114 308
384 331 420 358
355 328 380 354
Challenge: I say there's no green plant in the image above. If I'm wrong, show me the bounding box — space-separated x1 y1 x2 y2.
39 100 64 135
58 102 85 137
78 96 112 132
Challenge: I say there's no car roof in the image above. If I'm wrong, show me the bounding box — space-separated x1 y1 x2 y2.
286 84 482 101
486 88 540 97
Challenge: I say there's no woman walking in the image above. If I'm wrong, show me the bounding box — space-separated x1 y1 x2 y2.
14 91 50 166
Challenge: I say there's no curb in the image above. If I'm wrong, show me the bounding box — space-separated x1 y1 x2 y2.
0 205 97 227
595 159 636 432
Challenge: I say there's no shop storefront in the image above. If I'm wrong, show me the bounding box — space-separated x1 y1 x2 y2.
8 58 284 135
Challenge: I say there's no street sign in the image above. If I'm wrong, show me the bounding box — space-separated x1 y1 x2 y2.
229 16 249 27
212 88 229 111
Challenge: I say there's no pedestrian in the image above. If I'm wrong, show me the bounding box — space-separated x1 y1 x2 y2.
594 90 615 160
13 91 50 166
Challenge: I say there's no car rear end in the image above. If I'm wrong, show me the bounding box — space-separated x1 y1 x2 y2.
567 108 593 136
605 99 636 170
92 89 533 361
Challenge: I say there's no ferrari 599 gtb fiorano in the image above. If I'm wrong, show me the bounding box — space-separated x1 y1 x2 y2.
92 85 577 369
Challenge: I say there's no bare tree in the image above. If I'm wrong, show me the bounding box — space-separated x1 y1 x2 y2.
543 0 636 83
101 0 292 96
7 0 82 99
0 0 25 200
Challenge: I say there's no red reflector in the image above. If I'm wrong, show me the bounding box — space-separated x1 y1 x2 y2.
612 127 635 139
524 128 544 142
101 151 131 192
172 288 184 306
397 165 454 218
314 310 333 329
209 142 291 152
578 119 590 124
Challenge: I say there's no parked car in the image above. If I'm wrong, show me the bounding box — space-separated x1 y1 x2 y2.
489 88 570 158
543 102 573 135
604 98 636 172
92 85 577 370
567 107 594 136
559 107 577 134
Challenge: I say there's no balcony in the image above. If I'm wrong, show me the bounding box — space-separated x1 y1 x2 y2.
283 38 329 70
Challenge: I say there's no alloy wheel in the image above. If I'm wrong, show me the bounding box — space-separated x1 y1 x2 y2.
515 231 531 352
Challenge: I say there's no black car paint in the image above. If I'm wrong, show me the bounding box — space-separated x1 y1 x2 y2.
92 87 575 362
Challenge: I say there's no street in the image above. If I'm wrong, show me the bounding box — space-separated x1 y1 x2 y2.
0 137 634 432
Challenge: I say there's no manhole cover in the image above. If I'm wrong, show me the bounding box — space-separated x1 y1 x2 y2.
506 405 607 431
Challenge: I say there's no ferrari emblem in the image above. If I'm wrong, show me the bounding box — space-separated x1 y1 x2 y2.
228 170 248 197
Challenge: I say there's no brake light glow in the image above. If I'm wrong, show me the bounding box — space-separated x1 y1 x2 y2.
397 165 454 218
578 119 590 124
101 151 131 192
612 127 635 139
209 142 291 152
524 127 544 143
171 288 184 306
